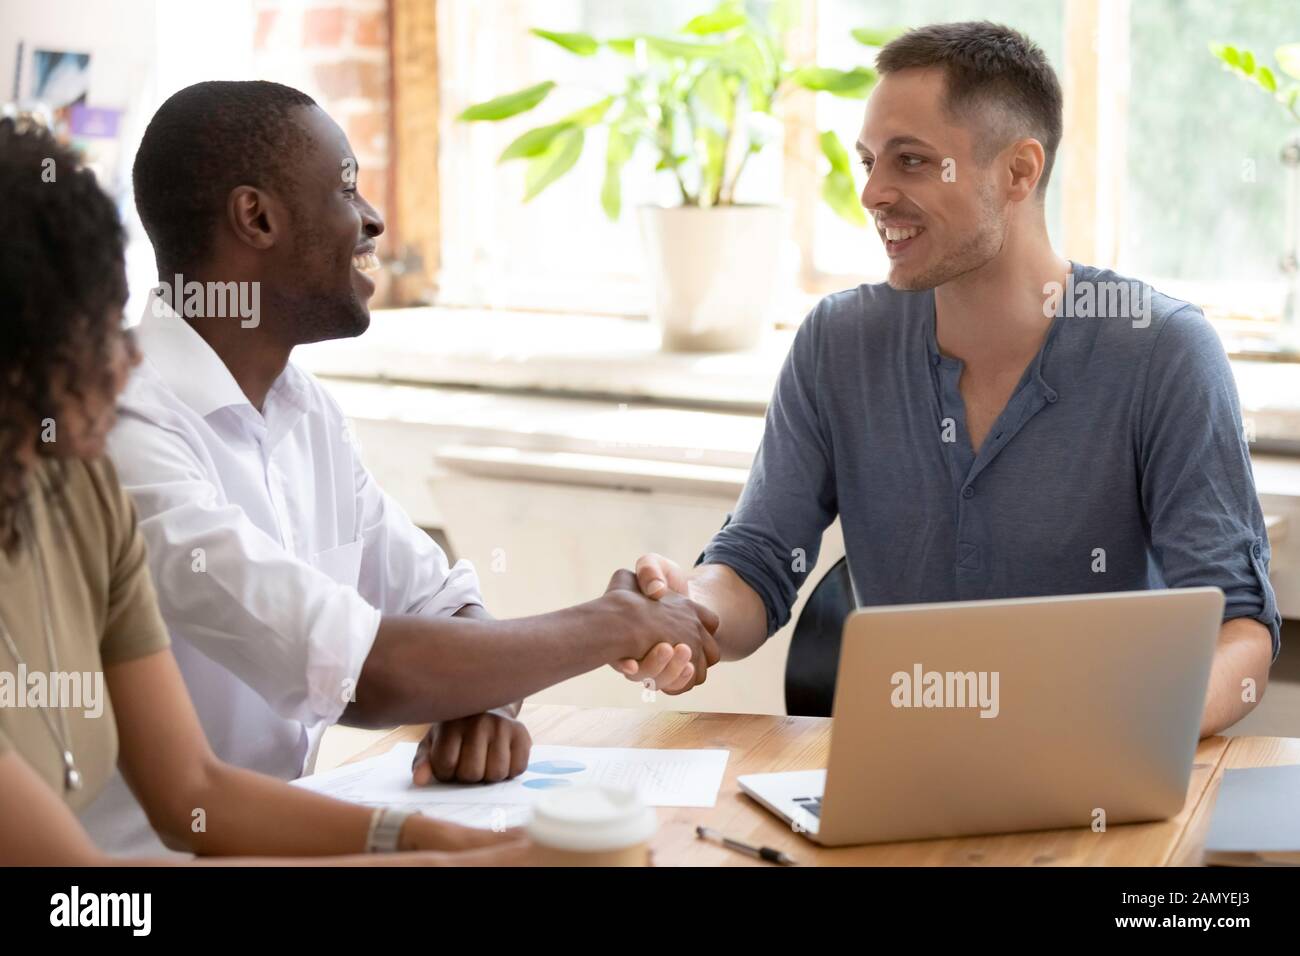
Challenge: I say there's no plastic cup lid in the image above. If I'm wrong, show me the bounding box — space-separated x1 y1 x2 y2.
526 784 658 852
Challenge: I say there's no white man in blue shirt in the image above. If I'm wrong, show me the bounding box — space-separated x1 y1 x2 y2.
616 21 1280 738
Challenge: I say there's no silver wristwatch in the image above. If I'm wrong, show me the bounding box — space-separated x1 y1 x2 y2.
365 806 415 853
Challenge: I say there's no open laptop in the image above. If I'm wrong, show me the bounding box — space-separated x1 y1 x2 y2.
738 587 1224 846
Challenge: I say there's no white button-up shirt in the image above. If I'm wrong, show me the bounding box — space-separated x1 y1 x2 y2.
81 304 483 855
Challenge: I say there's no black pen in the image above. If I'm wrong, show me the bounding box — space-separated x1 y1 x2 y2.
695 825 798 865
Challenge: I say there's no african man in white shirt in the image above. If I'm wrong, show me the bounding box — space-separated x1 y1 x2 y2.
81 81 721 856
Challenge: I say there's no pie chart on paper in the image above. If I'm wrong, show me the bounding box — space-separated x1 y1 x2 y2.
526 759 587 775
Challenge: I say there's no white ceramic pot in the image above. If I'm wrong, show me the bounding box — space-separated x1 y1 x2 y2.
637 204 786 352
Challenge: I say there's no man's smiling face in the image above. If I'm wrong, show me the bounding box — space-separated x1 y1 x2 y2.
271 105 385 344
856 67 1008 291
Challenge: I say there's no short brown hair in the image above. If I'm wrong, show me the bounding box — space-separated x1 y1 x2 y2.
876 21 1063 193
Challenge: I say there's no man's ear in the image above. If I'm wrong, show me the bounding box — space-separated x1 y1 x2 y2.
1005 138 1046 202
225 185 281 251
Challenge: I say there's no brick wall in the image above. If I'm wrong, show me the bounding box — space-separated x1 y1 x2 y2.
252 0 395 300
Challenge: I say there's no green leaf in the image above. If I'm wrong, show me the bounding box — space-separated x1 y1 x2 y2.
607 34 727 61
820 130 864 224
693 65 734 126
531 28 599 56
682 3 747 36
819 130 854 175
790 66 878 98
458 81 556 121
564 96 615 128
644 36 726 60
601 128 634 220
1209 40 1299 114
499 122 574 162
600 166 622 219
822 170 865 226
523 127 584 201
1211 43 1241 70
1277 44 1300 81
850 26 904 47
723 33 775 111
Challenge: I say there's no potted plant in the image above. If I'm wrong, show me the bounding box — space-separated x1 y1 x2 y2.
1210 40 1300 354
458 1 899 351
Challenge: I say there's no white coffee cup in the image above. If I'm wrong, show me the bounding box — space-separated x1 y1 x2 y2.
527 784 657 866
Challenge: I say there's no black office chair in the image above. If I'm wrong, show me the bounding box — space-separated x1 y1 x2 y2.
784 556 855 717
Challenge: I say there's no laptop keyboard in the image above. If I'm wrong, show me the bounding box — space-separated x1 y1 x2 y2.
792 795 823 818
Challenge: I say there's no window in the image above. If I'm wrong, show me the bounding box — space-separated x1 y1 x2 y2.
1123 0 1296 284
430 0 1299 342
1121 0 1298 344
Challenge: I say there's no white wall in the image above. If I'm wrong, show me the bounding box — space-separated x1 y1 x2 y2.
1 0 257 319
1 0 158 112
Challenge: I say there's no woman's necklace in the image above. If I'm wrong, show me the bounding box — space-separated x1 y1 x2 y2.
0 511 82 792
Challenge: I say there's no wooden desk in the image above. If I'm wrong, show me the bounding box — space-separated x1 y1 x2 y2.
1169 735 1300 865
341 704 1298 866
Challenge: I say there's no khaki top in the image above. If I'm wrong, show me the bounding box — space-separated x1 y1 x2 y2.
0 457 170 812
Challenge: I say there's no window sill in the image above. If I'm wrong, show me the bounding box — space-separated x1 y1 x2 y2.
296 305 1300 447
298 305 791 413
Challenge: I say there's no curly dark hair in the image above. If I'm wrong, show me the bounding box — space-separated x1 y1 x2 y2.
0 116 127 551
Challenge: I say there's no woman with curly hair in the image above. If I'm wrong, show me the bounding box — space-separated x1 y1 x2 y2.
0 116 533 865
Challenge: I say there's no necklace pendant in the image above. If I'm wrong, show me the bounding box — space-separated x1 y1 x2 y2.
62 751 82 792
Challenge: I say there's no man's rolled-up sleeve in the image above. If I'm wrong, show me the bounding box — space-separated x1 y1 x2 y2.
109 414 381 727
1138 305 1282 660
699 306 838 637
350 444 484 619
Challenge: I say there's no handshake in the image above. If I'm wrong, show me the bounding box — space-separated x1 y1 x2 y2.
599 554 719 696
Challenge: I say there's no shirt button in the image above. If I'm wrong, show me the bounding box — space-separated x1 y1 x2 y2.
1045 390 1059 404
962 486 975 499
1252 541 1263 558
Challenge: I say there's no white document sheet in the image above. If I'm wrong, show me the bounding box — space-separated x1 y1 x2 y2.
294 742 730 820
